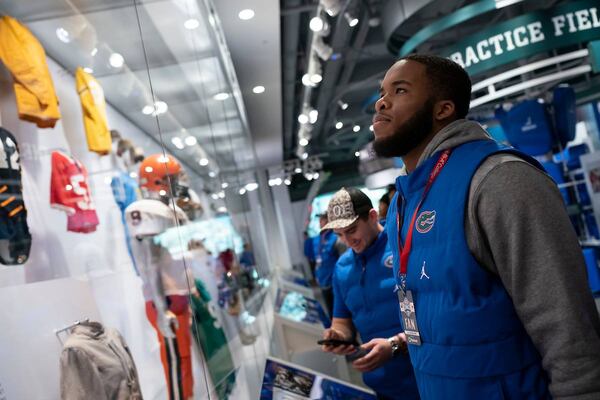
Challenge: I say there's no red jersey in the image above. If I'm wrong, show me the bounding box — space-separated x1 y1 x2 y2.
50 151 99 233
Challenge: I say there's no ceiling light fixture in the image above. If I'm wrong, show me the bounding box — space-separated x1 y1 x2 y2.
309 16 325 32
294 167 302 174
159 190 167 196
252 85 265 94
302 152 308 160
217 206 227 213
313 36 333 61
171 137 184 149
214 92 230 101
309 109 318 124
184 136 197 146
298 114 309 124
284 178 292 186
299 137 309 146
338 100 349 110
208 171 217 178
142 105 154 115
221 182 229 189
153 101 168 116
184 18 200 30
238 9 255 20
199 158 209 166
345 12 359 27
309 73 323 84
369 124 374 132
109 53 124 68
83 67 94 74
355 151 360 157
335 121 343 130
353 125 361 132
211 193 219 200
302 73 316 87
239 188 247 195
56 27 70 43
320 0 342 16
218 191 225 199
91 47 98 56
245 182 259 192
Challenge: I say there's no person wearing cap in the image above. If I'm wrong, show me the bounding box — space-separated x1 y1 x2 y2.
313 212 347 317
321 187 420 400
372 54 600 398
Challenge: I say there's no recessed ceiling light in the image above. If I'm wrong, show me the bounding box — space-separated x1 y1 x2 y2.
298 114 309 124
338 100 349 110
90 47 98 56
217 206 227 213
214 92 230 101
369 124 374 132
313 172 320 180
238 9 255 20
302 152 308 160
299 138 309 146
218 191 225 199
221 182 229 189
294 167 302 174
109 53 124 68
239 188 247 195
211 193 219 200
252 85 265 94
284 178 292 186
209 171 217 178
309 17 324 32
142 105 154 115
345 12 359 27
309 73 322 84
56 27 70 43
335 121 343 130
171 137 184 149
309 109 318 124
355 151 360 157
353 125 360 132
199 158 209 166
184 18 200 30
153 101 168 116
184 136 197 146
245 182 259 191
83 67 94 74
159 189 167 196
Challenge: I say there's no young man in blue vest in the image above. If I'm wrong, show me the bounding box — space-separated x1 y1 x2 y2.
314 213 346 317
321 187 420 400
372 54 600 399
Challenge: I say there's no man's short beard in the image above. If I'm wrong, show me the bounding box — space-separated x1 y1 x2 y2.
373 98 434 158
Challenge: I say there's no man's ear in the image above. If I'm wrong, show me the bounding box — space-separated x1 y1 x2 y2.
434 100 455 122
369 208 379 222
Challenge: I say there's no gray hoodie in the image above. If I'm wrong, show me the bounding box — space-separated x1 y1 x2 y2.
416 119 600 400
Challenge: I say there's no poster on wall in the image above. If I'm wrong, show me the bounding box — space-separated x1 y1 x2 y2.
259 357 376 400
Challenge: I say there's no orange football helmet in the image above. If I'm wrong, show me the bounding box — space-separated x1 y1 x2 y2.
139 154 182 193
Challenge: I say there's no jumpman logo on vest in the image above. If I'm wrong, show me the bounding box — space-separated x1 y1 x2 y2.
420 261 430 280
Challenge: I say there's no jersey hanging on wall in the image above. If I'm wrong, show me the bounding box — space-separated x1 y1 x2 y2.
75 67 111 155
50 151 99 233
0 127 31 265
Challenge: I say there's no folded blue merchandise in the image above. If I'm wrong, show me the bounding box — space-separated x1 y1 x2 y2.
495 100 553 157
566 143 590 171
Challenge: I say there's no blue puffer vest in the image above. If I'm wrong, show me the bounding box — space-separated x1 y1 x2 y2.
386 140 544 378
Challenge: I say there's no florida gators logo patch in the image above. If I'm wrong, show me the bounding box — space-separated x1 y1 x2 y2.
416 210 436 233
384 255 394 268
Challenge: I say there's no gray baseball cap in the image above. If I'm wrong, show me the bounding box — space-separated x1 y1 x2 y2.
321 187 373 231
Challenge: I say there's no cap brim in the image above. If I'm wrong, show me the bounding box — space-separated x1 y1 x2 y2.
321 216 359 231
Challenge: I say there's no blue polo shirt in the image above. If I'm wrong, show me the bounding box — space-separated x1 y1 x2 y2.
333 230 419 399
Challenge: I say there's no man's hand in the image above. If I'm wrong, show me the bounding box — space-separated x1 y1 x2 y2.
321 328 356 355
352 338 393 372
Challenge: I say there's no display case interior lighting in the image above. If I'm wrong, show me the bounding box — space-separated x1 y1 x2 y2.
109 53 124 68
184 18 200 30
56 27 70 43
238 9 255 20
252 85 265 94
213 92 230 101
335 121 343 129
344 12 359 27
184 136 197 146
199 158 209 166
309 16 325 32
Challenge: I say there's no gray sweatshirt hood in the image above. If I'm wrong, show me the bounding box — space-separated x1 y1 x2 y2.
415 119 492 169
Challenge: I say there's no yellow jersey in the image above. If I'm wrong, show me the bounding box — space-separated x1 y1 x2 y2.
75 67 111 155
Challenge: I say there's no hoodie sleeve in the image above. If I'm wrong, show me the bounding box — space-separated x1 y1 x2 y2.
466 154 600 400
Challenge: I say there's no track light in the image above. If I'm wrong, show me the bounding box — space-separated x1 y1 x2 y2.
310 16 325 32
313 36 333 61
338 100 348 110
344 12 359 27
320 0 342 16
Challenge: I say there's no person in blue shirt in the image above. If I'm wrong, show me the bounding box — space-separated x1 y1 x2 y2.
314 213 346 317
321 187 419 400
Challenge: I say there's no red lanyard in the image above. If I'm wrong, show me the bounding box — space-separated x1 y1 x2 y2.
397 150 451 278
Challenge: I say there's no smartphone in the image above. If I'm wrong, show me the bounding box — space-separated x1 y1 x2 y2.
346 347 370 362
317 338 357 347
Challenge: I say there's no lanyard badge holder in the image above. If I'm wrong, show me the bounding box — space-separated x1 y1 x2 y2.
396 150 451 346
